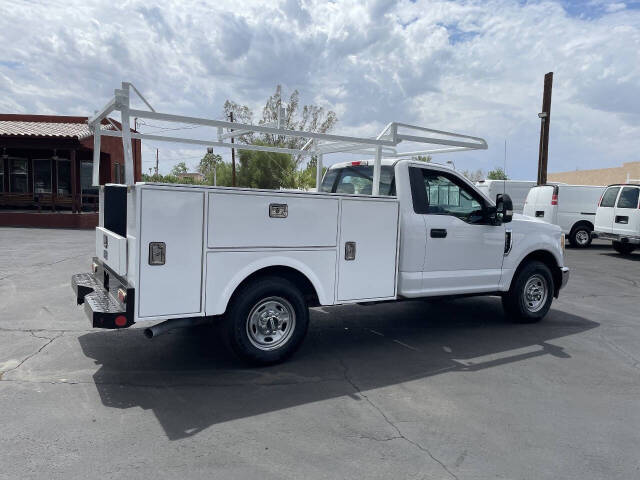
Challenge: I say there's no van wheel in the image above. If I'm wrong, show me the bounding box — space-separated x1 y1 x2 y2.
502 261 553 323
569 225 592 248
223 276 309 365
612 241 636 255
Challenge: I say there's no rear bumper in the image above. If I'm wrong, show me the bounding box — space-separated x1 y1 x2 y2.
595 232 640 244
71 258 135 329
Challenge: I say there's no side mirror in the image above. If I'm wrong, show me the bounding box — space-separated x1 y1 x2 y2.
495 193 513 223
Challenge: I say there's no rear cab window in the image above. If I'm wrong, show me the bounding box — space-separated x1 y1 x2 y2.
600 187 620 207
616 187 640 209
320 165 395 196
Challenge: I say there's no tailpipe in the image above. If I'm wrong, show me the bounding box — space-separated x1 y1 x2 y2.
143 317 209 339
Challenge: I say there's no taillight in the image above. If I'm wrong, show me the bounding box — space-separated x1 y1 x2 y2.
551 193 558 206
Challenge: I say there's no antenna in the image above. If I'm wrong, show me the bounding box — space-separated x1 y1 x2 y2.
504 138 507 194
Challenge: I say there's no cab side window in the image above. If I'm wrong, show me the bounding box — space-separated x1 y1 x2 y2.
616 187 640 209
600 187 620 207
409 167 484 222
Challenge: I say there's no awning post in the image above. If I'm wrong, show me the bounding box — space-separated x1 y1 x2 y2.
372 146 382 195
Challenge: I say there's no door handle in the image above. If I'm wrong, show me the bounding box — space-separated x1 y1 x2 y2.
430 228 447 238
615 216 629 224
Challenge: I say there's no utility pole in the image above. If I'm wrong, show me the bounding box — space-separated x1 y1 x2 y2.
207 147 217 186
155 148 159 176
537 72 553 185
229 111 236 187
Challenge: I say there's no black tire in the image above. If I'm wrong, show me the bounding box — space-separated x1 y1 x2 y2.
569 225 592 248
502 261 554 323
612 241 636 255
223 276 309 365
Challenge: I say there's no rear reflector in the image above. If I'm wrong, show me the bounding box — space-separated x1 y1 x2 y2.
117 288 127 303
551 193 558 205
115 315 127 327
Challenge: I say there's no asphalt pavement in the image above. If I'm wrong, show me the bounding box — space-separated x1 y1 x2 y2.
0 227 638 479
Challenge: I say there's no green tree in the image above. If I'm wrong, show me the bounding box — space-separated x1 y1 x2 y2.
237 144 297 190
460 169 485 182
487 167 508 180
171 161 188 176
296 156 327 190
198 151 223 183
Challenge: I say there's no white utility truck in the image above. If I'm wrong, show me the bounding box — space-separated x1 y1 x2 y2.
72 83 569 364
594 183 640 255
523 183 605 248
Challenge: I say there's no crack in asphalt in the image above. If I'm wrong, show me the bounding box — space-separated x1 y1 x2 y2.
337 357 459 480
0 332 63 379
0 252 90 281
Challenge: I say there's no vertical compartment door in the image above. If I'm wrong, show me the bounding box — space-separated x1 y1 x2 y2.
337 199 399 301
138 189 205 318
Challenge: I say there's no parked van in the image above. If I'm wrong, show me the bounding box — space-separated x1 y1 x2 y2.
523 184 605 248
476 180 536 213
594 184 640 255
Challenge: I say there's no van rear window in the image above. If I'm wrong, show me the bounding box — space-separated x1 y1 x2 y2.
600 187 620 207
617 187 640 209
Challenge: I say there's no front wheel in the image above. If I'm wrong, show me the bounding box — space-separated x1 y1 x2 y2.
612 241 636 255
569 225 592 248
502 261 554 323
223 276 309 365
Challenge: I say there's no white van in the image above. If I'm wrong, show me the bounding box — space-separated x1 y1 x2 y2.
476 180 536 213
594 184 640 255
523 184 605 248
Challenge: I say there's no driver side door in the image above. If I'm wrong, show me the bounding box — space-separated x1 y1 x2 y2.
409 167 506 295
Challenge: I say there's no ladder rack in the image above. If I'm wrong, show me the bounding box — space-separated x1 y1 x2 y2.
89 82 488 195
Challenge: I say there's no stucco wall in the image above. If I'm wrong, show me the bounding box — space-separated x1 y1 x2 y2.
548 161 640 186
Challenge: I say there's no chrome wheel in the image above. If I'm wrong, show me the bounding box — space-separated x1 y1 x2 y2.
575 229 590 246
246 296 296 351
523 274 548 313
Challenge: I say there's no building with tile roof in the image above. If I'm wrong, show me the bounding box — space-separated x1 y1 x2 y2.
0 114 141 228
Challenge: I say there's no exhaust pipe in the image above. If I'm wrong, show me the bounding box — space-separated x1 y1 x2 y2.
143 317 210 339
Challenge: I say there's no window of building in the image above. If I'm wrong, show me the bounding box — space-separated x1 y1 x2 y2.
9 158 28 193
80 161 98 203
33 159 52 194
57 159 71 195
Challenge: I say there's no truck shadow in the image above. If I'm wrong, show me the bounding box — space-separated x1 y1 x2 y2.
77 297 598 441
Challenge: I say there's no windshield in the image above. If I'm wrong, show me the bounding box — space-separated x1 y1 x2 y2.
319 165 395 196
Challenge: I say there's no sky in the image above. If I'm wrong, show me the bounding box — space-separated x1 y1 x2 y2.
1 0 640 179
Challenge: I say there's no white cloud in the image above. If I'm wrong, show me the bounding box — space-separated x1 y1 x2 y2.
1 0 639 177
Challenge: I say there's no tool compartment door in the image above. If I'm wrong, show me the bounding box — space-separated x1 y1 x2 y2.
138 188 205 318
337 198 399 301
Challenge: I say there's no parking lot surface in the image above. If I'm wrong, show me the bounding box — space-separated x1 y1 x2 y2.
1 227 639 479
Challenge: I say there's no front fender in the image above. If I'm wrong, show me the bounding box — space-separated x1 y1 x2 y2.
500 223 564 291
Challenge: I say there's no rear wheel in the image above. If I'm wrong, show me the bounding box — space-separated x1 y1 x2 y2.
223 276 309 365
569 225 592 248
502 261 554 323
612 241 636 255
